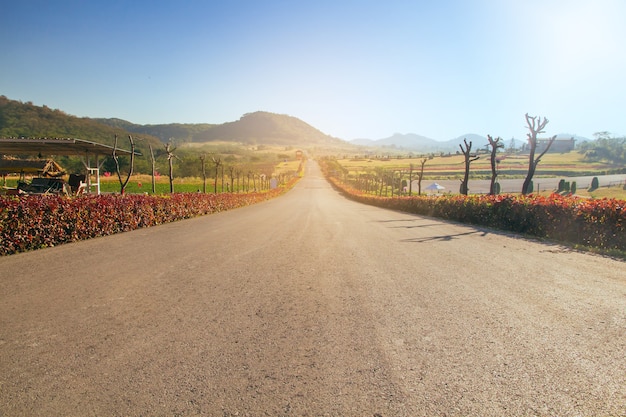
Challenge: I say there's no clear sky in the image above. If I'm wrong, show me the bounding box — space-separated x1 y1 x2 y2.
2 0 625 141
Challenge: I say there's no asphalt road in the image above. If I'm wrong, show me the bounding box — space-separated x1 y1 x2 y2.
1 161 625 416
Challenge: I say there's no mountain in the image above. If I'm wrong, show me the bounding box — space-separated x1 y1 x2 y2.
443 134 489 151
189 111 343 146
350 133 439 151
1 97 343 149
98 111 343 147
0 96 162 150
350 133 489 152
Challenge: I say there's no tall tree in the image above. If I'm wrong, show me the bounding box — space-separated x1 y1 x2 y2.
407 163 414 195
113 134 136 195
212 156 221 194
227 165 236 192
487 135 504 195
199 153 207 193
459 139 479 195
164 140 178 193
417 158 427 195
522 113 556 195
148 144 157 194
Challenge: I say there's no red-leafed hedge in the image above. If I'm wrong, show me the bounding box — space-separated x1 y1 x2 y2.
0 178 298 256
328 177 625 251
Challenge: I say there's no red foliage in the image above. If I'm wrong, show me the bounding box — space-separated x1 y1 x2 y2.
0 177 299 256
327 177 625 251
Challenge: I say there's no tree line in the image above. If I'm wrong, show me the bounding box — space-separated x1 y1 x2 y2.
108 136 300 194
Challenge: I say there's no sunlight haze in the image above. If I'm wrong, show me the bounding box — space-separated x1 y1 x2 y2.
1 0 624 141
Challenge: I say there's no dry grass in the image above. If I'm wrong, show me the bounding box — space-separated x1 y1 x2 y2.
338 151 617 176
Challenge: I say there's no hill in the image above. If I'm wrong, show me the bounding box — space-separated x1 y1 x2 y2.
444 134 489 151
0 96 162 150
98 111 344 147
189 111 343 147
0 96 343 151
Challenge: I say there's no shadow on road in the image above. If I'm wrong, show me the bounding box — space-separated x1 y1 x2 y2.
401 229 488 243
374 219 441 229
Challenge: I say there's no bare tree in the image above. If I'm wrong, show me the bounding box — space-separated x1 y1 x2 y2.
113 134 136 195
459 139 479 195
221 163 225 192
374 167 385 196
212 156 221 193
487 135 504 195
227 165 235 192
199 153 207 193
522 113 556 195
148 144 157 194
235 166 242 193
416 158 427 195
164 140 178 193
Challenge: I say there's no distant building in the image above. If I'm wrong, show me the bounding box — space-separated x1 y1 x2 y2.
522 137 576 153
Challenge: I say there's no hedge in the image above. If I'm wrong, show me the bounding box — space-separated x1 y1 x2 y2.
0 178 298 256
328 177 625 251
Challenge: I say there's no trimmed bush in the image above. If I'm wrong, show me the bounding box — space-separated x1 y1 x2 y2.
0 178 299 256
326 176 625 251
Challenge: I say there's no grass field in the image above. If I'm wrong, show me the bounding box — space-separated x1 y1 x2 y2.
1 158 304 195
337 151 618 178
333 151 626 199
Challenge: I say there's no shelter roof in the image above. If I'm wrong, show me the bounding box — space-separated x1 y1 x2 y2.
0 137 139 157
0 157 65 176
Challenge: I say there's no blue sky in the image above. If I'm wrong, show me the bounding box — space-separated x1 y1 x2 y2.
2 0 625 141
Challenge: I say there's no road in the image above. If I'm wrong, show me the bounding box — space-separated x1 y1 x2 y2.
1 161 624 416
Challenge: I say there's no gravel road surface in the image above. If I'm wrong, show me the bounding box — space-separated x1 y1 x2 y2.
1 161 624 416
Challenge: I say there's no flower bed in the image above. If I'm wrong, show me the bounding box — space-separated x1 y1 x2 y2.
0 178 298 256
327 177 625 251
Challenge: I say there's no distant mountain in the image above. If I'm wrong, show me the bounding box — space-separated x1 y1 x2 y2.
443 134 489 151
189 111 343 146
349 133 594 152
350 133 439 151
98 111 343 147
350 133 489 152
